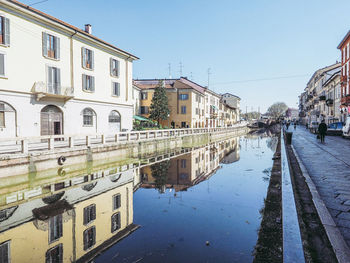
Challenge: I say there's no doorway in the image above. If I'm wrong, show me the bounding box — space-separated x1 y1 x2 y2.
41 105 63 136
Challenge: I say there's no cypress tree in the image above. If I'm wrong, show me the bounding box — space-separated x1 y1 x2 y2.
149 80 170 127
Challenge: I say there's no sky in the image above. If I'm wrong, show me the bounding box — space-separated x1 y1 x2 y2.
19 0 350 113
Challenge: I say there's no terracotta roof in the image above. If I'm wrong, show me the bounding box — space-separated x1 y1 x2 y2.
337 30 350 49
6 0 139 59
178 77 206 93
133 79 176 90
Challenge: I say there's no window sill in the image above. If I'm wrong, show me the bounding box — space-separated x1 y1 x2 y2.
82 89 95 93
82 66 94 71
83 125 93 127
111 227 121 234
43 55 60 61
110 74 119 78
111 94 120 98
0 43 9 48
0 75 8 79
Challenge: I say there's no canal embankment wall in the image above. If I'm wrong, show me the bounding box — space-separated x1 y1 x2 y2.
0 126 249 178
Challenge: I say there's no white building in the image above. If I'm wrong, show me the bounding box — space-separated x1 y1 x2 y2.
0 1 138 139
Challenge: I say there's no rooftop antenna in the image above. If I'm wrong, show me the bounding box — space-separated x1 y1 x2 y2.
190 72 193 80
179 62 184 77
168 63 172 79
207 68 212 89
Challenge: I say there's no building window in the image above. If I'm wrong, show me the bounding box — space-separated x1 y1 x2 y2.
112 82 120 97
179 94 189 100
0 52 5 77
113 194 121 210
47 66 61 94
111 212 121 233
110 58 119 77
82 74 95 92
181 106 186 114
140 106 149 114
196 108 199 115
82 48 94 70
141 92 148 100
109 110 121 123
0 241 10 263
179 173 188 180
180 159 186 168
49 214 63 242
83 226 96 250
82 108 95 126
45 244 63 263
43 33 60 59
0 16 10 46
83 204 96 225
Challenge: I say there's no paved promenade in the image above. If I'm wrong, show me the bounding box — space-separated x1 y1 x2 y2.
291 126 350 246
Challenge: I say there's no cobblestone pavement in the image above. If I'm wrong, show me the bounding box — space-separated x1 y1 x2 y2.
291 125 350 246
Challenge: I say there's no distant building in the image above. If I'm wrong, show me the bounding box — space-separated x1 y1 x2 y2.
338 31 350 120
285 108 298 121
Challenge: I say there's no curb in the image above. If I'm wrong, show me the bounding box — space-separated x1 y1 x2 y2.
291 145 350 263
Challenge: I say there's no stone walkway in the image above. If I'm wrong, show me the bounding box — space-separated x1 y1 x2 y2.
291 126 350 246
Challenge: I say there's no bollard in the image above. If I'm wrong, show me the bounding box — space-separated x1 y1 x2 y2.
285 131 293 145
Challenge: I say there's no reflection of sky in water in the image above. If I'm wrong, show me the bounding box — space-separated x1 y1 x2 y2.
96 136 274 263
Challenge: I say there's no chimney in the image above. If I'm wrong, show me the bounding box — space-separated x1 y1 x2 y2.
84 24 92 34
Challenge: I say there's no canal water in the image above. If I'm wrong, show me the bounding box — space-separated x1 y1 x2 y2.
0 134 277 263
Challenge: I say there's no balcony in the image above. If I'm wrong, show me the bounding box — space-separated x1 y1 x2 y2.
32 82 74 102
319 95 326 101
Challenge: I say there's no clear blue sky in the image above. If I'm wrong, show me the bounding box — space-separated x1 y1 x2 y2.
20 0 350 112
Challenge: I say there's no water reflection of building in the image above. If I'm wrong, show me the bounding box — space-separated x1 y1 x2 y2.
141 137 240 192
0 170 136 263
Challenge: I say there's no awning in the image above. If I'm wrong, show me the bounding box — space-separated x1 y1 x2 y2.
133 115 152 122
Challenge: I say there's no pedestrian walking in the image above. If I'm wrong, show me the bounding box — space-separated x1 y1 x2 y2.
318 120 327 143
286 121 290 130
294 122 297 130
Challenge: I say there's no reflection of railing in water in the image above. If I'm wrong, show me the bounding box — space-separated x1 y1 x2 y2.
0 125 247 155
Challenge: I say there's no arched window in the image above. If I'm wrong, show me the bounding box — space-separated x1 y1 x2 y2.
82 108 95 126
109 110 121 123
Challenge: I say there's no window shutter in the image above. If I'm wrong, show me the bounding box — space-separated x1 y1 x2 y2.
56 68 61 88
4 18 10 46
82 48 86 67
116 60 120 77
83 230 88 250
42 32 48 57
82 74 86 90
92 205 96 221
91 76 95 91
58 214 63 237
110 58 113 75
91 50 94 69
0 54 4 76
83 207 88 225
47 66 53 92
55 37 60 60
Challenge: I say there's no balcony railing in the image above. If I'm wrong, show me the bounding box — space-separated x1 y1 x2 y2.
32 82 74 102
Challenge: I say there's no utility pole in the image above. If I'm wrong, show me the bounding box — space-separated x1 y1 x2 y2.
179 62 184 77
168 63 172 79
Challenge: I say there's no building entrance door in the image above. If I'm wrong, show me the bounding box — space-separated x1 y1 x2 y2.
41 105 63 136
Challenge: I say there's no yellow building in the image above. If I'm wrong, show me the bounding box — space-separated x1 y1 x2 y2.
0 171 136 263
134 77 206 128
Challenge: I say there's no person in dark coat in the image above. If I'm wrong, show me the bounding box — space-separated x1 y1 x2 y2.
318 120 328 143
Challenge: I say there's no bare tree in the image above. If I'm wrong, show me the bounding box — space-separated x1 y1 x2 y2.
267 102 288 119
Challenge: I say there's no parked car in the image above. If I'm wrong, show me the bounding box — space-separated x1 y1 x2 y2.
343 116 350 138
309 121 319 134
327 122 343 136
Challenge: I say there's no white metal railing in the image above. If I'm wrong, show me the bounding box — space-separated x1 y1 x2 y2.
0 124 247 155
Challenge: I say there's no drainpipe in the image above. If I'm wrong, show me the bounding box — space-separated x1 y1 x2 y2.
70 30 78 93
